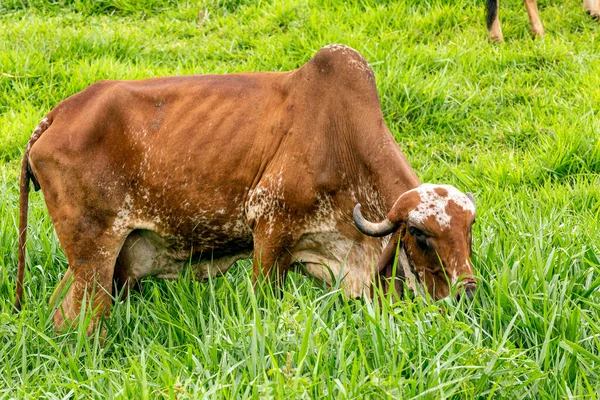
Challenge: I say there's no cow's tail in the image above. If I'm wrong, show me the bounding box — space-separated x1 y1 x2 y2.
486 0 498 30
14 117 48 312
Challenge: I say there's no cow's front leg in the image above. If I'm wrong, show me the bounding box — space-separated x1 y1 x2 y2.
251 225 297 293
50 233 124 335
584 0 600 18
524 0 544 37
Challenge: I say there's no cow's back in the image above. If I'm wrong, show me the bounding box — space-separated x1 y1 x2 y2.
27 75 304 279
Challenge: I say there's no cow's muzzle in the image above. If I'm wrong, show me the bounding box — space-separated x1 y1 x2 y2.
456 280 476 302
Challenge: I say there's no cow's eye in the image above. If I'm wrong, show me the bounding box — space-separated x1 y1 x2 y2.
409 226 429 250
409 226 425 238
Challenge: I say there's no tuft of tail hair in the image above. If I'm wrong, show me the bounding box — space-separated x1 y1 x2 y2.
486 0 499 30
14 118 47 312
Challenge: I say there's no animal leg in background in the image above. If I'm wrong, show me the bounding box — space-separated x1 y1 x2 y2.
584 0 600 17
524 0 544 37
486 0 504 41
487 0 544 41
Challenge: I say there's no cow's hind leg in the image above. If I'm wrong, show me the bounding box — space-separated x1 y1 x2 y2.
50 225 127 335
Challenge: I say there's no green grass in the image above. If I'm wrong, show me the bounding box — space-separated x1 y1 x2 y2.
1 0 600 397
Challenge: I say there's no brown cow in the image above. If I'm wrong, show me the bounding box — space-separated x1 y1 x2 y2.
14 45 477 333
487 0 599 41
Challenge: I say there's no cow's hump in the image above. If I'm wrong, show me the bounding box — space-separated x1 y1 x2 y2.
309 44 375 83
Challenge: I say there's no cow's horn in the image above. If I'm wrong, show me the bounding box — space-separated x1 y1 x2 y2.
353 204 397 237
466 192 476 207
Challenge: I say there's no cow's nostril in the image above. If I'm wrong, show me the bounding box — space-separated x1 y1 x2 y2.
456 284 476 302
464 285 475 301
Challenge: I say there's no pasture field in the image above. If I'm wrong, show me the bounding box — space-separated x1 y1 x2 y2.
1 0 600 398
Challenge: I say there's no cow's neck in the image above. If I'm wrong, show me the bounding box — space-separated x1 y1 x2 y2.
326 92 421 213
359 130 421 213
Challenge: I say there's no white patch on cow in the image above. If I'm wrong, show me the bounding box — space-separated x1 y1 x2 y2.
98 246 111 258
407 184 475 229
398 248 426 297
232 216 252 237
323 43 348 51
322 44 374 81
451 269 459 286
398 247 416 292
139 221 159 231
141 188 151 201
303 193 336 231
348 58 371 74
466 259 474 272
447 256 474 287
323 44 362 58
112 194 134 234
350 176 387 221
457 259 474 286
246 170 285 234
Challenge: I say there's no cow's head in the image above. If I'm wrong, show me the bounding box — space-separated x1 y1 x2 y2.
353 184 476 301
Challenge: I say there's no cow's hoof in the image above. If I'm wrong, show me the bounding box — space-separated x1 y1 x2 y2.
587 10 600 20
531 27 545 38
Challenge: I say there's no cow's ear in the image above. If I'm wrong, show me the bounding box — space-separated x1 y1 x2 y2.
386 190 421 224
375 231 404 300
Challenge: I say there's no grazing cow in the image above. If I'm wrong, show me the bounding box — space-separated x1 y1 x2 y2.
487 0 600 41
14 45 477 333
